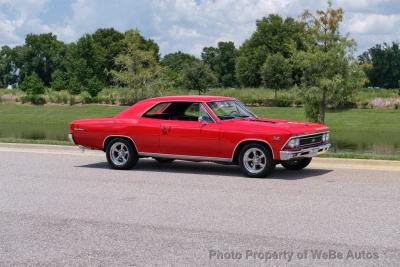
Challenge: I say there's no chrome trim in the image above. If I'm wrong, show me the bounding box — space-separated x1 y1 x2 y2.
280 143 331 160
68 134 75 145
141 101 216 123
199 103 216 123
231 139 275 160
281 131 330 151
102 135 138 151
141 102 172 117
206 100 257 120
139 152 232 163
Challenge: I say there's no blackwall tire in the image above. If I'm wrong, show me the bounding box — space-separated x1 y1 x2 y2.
106 138 138 170
239 143 275 178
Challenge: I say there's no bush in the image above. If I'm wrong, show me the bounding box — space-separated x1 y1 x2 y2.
275 96 293 107
20 73 45 95
97 87 137 105
359 101 369 109
294 99 302 107
47 90 70 104
79 91 92 104
51 70 68 91
20 95 31 104
86 77 105 97
69 95 76 106
31 94 46 105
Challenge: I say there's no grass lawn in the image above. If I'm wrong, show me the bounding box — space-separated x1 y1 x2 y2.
0 103 399 159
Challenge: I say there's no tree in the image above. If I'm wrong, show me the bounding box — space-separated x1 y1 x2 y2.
202 41 237 87
360 42 400 88
236 14 305 87
161 51 198 88
92 28 125 84
19 33 67 86
0 46 17 87
86 77 105 97
51 70 68 91
110 30 161 101
20 73 45 95
260 53 292 98
293 1 366 123
65 34 107 88
182 61 217 94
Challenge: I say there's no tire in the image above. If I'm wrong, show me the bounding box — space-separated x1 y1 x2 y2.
281 157 312 170
154 157 175 163
239 143 275 178
106 138 138 170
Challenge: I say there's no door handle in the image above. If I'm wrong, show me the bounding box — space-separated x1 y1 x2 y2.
161 125 170 134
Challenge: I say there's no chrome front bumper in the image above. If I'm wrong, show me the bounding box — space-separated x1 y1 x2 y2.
68 133 75 145
280 143 331 160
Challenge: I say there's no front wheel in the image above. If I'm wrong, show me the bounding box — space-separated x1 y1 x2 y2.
106 138 138 170
239 143 275 178
281 158 312 170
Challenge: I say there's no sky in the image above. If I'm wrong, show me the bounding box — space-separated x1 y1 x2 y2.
0 0 399 56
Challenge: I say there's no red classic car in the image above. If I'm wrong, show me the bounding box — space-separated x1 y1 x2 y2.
69 96 330 177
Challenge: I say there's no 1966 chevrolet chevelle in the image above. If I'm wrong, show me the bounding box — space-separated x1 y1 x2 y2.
69 96 330 178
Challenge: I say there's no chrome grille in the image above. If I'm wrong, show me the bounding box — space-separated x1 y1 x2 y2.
299 133 323 146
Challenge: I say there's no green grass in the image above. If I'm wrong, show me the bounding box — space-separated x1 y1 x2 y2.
0 138 70 145
252 107 400 153
0 103 399 160
0 103 125 123
320 152 400 161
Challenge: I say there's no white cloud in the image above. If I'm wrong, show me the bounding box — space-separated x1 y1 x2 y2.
0 0 400 54
0 0 50 45
347 13 400 34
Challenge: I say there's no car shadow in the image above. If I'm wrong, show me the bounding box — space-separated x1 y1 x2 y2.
77 159 332 180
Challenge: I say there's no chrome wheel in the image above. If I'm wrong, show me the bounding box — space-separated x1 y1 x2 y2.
110 142 130 166
243 147 266 174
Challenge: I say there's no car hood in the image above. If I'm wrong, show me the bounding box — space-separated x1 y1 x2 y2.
223 117 329 136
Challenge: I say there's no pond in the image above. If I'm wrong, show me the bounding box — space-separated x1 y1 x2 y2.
1 123 399 156
0 104 399 156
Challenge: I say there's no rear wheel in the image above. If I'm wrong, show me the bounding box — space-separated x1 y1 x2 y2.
281 158 312 170
106 138 138 170
239 143 275 178
154 157 175 163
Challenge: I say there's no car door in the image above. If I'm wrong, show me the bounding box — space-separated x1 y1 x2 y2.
133 102 170 153
160 103 221 158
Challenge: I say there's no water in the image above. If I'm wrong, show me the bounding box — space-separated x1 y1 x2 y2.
1 122 399 155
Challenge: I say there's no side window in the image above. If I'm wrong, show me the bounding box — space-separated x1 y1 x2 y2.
184 103 200 118
199 104 214 122
142 102 170 119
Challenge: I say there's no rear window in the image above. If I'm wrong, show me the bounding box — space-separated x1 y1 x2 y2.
144 102 170 115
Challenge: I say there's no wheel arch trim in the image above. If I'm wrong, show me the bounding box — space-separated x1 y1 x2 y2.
103 135 138 152
231 139 275 161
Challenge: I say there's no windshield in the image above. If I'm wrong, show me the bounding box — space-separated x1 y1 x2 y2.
207 100 256 120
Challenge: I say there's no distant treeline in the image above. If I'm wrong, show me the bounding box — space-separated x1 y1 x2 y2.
0 15 397 96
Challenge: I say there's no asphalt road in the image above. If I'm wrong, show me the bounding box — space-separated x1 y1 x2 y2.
1 144 400 266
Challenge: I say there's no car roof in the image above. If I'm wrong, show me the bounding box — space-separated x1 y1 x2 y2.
139 95 237 103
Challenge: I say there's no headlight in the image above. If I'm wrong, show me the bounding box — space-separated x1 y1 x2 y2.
322 133 330 142
287 138 300 148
